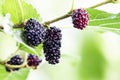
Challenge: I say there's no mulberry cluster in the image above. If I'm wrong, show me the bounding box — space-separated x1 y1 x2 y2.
27 54 42 68
6 55 23 72
43 27 62 64
24 18 45 46
71 8 89 30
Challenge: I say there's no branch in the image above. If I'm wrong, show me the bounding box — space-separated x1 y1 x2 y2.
43 11 72 26
89 0 112 8
5 63 26 68
13 22 25 28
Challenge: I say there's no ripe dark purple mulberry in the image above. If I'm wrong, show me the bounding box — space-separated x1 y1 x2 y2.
43 27 62 64
71 8 89 30
6 55 23 72
24 18 45 46
27 54 42 68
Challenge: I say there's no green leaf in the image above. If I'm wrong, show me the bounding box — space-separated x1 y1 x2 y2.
21 1 40 21
35 44 43 57
87 8 120 30
87 8 114 20
116 13 120 17
0 32 18 61
13 30 37 54
2 0 40 24
19 43 36 54
13 30 43 56
0 65 29 80
78 31 106 80
0 0 5 14
89 17 120 28
86 26 120 35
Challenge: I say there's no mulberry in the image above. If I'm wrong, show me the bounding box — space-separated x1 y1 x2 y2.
24 18 45 46
6 55 23 72
27 54 42 68
43 27 62 64
71 8 89 29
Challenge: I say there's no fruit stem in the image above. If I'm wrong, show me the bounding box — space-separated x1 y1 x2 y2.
0 60 26 69
43 10 72 26
43 0 74 27
0 61 5 65
14 22 25 28
89 0 112 8
70 0 74 14
5 63 26 68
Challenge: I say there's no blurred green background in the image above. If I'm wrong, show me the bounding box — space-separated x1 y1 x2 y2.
25 0 120 80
